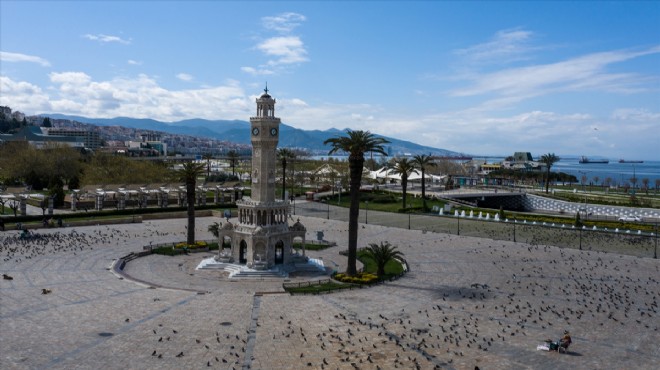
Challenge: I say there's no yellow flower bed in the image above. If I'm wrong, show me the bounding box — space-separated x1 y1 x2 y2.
174 241 208 249
333 272 379 284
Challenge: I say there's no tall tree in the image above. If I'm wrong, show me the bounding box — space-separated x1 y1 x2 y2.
202 154 213 178
324 130 389 276
226 150 240 177
539 153 560 193
277 148 295 201
42 117 52 128
175 161 206 245
391 157 418 210
412 154 436 211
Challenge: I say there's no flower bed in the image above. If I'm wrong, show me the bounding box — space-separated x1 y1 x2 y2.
333 272 379 285
173 241 208 252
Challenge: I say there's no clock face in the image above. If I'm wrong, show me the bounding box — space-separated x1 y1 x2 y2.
270 127 278 136
252 127 260 136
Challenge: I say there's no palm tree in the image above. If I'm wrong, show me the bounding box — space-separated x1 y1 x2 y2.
208 221 220 239
176 161 206 245
324 130 389 276
363 241 404 277
391 157 418 210
277 148 295 201
539 153 560 193
202 154 213 178
412 154 436 211
226 150 240 177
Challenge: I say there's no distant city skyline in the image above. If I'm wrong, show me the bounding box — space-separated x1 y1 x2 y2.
1 1 659 159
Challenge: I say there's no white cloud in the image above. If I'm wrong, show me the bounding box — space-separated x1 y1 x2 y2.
257 36 308 65
0 51 51 67
176 73 194 81
6 72 249 121
451 46 660 110
83 33 131 44
241 66 274 76
611 108 660 122
127 59 142 65
262 12 306 33
455 28 536 64
49 71 93 85
243 12 309 74
0 76 52 111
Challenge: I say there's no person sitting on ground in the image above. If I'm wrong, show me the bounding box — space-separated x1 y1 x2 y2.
559 330 572 350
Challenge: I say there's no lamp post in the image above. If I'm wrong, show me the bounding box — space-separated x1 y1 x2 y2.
513 217 516 243
457 211 460 236
578 170 589 219
324 200 329 220
654 222 657 259
365 200 369 224
579 227 582 250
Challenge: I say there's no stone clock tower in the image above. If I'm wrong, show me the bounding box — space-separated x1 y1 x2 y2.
250 87 279 202
217 87 306 270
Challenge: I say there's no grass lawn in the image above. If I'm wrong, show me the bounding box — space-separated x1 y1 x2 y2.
358 250 405 277
324 190 446 213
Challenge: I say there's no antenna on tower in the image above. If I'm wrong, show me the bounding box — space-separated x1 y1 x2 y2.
264 82 269 94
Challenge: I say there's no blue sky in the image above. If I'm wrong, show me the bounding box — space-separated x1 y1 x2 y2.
1 1 659 159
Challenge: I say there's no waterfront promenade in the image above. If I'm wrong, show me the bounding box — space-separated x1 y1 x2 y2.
1 213 658 369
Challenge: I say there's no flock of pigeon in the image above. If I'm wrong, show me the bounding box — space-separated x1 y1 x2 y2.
1 216 659 369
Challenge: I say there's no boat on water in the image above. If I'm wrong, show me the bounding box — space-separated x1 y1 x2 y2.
579 156 609 164
618 159 644 163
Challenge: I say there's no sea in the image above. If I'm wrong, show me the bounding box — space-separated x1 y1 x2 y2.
311 155 660 185
551 158 660 186
476 156 660 185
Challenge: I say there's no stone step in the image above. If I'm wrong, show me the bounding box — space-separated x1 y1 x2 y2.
231 270 287 279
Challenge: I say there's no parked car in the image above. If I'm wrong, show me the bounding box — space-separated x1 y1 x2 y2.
618 216 641 222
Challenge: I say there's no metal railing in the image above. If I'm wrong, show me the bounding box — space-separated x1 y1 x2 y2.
292 200 658 259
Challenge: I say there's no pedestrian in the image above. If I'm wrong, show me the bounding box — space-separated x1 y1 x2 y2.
0 218 5 231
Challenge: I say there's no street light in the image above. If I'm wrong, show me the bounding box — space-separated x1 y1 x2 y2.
457 211 460 236
323 199 329 219
654 222 657 259
579 227 582 250
513 216 516 243
365 200 369 224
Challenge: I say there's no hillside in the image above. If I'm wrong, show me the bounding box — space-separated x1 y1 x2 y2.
44 114 462 156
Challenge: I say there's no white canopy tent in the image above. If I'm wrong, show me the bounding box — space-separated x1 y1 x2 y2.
367 167 446 184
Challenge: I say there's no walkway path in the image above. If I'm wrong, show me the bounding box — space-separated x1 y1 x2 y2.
1 215 658 369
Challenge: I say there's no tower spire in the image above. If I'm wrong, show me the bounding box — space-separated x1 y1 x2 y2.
264 82 268 95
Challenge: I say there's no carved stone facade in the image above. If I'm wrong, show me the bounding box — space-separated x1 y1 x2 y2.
217 88 306 269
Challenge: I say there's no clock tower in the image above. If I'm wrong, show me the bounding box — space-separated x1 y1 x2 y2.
217 86 306 270
249 86 279 202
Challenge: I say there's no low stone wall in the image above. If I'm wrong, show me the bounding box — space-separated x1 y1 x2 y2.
142 210 215 220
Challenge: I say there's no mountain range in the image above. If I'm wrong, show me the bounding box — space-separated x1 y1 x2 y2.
45 114 461 156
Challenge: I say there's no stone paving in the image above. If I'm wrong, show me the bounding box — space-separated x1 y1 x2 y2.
1 215 659 370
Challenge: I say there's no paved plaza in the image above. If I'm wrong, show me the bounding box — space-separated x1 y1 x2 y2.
1 214 659 369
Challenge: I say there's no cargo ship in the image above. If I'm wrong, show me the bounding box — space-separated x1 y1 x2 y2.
579 156 609 164
618 159 643 163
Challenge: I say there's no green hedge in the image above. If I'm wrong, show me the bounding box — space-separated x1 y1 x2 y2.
0 204 236 224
